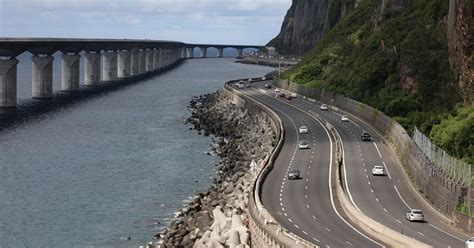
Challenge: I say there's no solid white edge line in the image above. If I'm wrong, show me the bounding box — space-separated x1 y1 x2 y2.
428 223 465 242
248 86 384 247
393 185 411 209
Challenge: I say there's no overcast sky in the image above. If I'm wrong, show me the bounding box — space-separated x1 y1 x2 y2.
0 0 291 45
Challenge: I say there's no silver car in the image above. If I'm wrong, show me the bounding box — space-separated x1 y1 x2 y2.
288 168 300 180
298 140 309 149
406 209 424 222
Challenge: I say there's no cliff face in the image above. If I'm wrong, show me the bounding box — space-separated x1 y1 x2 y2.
268 0 410 55
267 0 331 55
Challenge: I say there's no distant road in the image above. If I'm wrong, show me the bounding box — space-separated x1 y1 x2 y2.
237 81 469 247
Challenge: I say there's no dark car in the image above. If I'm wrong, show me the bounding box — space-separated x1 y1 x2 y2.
279 92 285 97
285 95 292 100
361 131 372 141
288 168 300 180
264 83 272 89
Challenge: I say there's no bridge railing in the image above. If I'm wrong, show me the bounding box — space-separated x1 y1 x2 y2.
223 78 317 248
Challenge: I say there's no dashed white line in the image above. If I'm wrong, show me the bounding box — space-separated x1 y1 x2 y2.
325 227 331 232
313 237 320 242
393 185 411 209
288 218 293 223
417 232 425 236
396 219 402 224
294 224 300 229
306 204 310 209
302 230 308 235
345 241 354 246
373 142 382 158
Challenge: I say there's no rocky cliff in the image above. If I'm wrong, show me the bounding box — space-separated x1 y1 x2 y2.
267 0 332 55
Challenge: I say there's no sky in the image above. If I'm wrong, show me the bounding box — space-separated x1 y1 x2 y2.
0 0 291 45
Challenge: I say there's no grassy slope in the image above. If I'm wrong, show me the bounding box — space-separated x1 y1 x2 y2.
283 0 472 163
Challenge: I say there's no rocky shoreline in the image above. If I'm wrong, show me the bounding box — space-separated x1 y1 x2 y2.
148 90 276 247
236 57 297 69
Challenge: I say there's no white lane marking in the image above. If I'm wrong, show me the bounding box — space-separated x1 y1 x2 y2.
246 88 384 247
284 213 287 217
373 142 382 158
295 224 300 229
288 218 293 223
417 232 425 236
349 120 360 128
394 185 411 209
396 219 402 224
345 241 354 246
306 204 310 209
383 208 387 212
303 230 308 235
325 227 331 232
382 161 392 179
429 223 465 242
312 216 317 220
305 195 308 199
313 237 320 242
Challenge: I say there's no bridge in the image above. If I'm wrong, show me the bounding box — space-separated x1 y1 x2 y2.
0 38 263 108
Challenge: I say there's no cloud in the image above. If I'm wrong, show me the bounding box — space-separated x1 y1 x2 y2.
0 0 292 44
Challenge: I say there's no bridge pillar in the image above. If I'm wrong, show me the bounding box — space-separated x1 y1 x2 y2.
180 47 185 59
153 49 160 70
102 50 117 82
161 49 169 68
186 48 193 58
61 53 80 91
218 48 224 58
130 49 139 76
0 57 19 108
200 47 207 58
117 50 131 78
84 51 101 86
32 55 54 99
145 49 154 72
138 49 146 74
237 48 243 58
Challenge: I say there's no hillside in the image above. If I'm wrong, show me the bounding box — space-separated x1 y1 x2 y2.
279 0 473 163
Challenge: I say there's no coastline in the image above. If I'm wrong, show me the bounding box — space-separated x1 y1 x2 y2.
146 89 276 247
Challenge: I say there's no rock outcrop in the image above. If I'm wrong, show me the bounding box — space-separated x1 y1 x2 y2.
147 90 276 247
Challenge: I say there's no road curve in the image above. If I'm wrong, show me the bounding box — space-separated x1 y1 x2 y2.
237 84 385 247
249 81 469 248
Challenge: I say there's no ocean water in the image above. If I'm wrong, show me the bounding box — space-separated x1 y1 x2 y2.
0 57 274 247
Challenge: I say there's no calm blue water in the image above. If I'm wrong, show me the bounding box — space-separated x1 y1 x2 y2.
0 57 273 247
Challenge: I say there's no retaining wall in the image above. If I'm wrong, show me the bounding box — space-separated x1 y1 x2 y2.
273 78 466 225
224 78 317 247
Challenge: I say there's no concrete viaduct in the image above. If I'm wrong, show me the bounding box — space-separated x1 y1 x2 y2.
0 38 263 108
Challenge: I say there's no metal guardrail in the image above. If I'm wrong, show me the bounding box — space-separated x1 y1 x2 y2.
223 78 317 247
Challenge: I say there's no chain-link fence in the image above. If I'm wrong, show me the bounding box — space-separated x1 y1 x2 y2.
412 127 472 186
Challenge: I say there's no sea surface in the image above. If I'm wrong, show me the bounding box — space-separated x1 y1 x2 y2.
0 56 274 247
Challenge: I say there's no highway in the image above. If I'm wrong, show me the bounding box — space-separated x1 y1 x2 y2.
237 81 469 247
238 83 384 247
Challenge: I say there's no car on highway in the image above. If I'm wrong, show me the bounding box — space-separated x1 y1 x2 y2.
278 92 285 97
341 115 349 122
291 93 297 98
406 209 424 222
466 237 474 248
361 131 372 141
298 140 309 149
264 83 272 89
285 95 292 100
299 125 308 134
288 168 300 180
372 165 384 176
275 88 280 92
320 104 329 110
234 81 245 89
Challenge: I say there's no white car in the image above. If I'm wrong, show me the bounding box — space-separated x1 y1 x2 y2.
466 237 474 248
372 165 384 176
291 93 297 98
320 104 328 110
298 140 309 149
299 126 308 134
234 81 245 89
275 88 280 92
341 115 349 122
406 209 424 222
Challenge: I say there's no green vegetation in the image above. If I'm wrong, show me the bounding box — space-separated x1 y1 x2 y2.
284 0 471 162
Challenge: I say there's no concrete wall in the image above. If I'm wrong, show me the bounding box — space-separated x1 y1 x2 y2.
224 78 317 247
273 78 467 226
